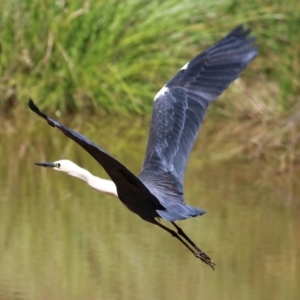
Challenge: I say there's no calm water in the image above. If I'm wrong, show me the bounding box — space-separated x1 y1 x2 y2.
0 116 299 300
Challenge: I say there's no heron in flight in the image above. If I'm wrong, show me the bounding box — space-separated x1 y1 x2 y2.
29 26 257 270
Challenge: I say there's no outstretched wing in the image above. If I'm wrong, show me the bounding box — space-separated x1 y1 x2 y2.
141 26 257 185
29 100 165 212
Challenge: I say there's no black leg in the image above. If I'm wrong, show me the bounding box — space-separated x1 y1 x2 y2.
171 222 199 249
171 222 216 270
152 220 215 270
153 221 196 255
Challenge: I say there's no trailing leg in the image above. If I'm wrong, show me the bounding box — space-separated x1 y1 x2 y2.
171 222 215 270
152 220 215 269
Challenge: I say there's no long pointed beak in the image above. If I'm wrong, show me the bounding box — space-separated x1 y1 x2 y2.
35 162 56 168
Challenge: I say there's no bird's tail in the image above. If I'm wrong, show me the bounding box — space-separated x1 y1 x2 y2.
157 203 206 222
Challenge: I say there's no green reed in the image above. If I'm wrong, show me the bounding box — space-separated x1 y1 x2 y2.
1 0 299 115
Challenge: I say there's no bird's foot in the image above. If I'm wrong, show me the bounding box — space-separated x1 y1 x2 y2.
194 249 216 270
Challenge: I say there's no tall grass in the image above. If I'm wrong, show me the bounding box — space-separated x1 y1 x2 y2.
0 0 300 113
1 0 299 115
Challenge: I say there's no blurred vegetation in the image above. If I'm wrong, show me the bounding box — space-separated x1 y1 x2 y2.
0 0 299 113
0 0 300 164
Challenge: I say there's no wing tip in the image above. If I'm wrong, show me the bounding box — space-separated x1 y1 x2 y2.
231 24 252 38
235 25 258 54
206 24 258 66
28 99 56 127
28 99 45 118
28 98 38 112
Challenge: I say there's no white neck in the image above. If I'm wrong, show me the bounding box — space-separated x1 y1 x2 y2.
67 166 118 198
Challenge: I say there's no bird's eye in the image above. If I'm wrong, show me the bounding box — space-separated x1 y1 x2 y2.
56 163 61 168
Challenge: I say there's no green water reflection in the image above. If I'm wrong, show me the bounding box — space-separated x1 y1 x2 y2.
0 117 299 300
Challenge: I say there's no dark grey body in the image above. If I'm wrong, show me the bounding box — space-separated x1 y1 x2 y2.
138 170 205 221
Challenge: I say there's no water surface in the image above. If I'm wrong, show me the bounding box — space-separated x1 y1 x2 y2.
0 116 299 300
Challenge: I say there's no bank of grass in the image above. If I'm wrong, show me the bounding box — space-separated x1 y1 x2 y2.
0 0 299 114
0 0 228 113
1 0 300 164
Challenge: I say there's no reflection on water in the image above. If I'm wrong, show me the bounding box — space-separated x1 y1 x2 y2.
0 116 299 300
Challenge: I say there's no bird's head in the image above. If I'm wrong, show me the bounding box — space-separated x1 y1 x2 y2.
35 159 80 174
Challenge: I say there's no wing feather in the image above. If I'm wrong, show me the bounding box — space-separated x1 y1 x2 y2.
141 26 257 185
28 100 165 212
